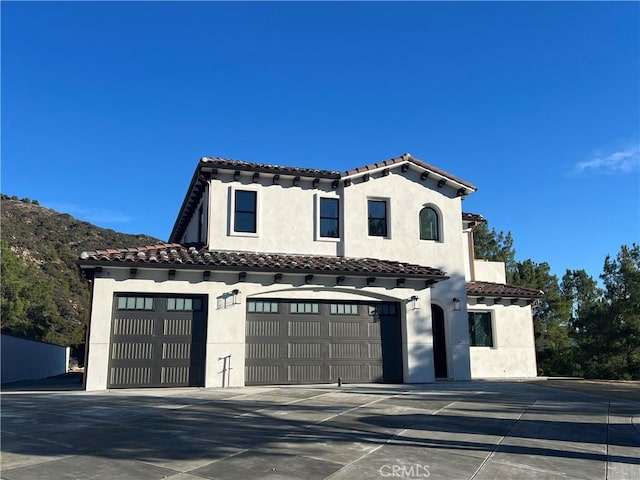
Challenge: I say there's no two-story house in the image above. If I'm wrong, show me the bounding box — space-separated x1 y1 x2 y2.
78 153 543 390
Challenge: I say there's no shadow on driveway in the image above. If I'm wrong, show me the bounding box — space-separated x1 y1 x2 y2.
1 380 638 479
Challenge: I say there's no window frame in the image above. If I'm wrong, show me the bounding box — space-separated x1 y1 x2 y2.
468 310 494 347
289 302 320 314
166 297 203 312
329 303 359 315
315 195 341 241
247 300 280 314
419 205 441 242
367 198 390 238
116 296 154 311
229 186 260 237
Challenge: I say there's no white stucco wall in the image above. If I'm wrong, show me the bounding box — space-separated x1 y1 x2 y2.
84 266 475 390
341 169 465 269
205 173 342 256
468 303 537 378
473 260 507 283
201 167 468 274
180 191 209 244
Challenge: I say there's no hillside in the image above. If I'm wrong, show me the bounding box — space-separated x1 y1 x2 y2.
1 195 162 352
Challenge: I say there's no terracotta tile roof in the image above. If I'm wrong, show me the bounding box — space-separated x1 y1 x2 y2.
79 243 447 279
462 212 486 223
200 157 341 178
343 153 477 191
466 281 544 298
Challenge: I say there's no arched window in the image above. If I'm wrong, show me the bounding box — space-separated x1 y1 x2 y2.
420 206 439 241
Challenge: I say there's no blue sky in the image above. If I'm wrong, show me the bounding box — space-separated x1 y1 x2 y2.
2 1 638 282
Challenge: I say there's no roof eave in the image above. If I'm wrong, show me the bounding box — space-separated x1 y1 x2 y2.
343 154 477 194
77 259 448 283
168 159 212 243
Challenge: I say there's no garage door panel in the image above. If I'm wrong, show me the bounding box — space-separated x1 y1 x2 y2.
288 364 323 382
111 342 153 360
246 364 280 383
108 295 207 388
110 366 153 387
288 342 322 358
246 319 280 336
113 317 155 336
162 342 191 360
367 322 381 337
328 320 361 337
288 320 322 336
329 342 368 359
246 342 281 359
246 300 401 385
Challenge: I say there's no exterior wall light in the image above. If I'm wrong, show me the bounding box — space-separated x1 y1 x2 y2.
232 289 241 304
453 298 461 311
410 295 420 310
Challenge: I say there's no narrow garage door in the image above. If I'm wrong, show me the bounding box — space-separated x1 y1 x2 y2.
108 294 207 388
245 300 402 385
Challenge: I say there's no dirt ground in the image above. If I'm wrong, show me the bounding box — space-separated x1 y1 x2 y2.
529 378 640 402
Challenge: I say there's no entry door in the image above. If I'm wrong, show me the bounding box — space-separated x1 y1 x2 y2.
108 294 207 388
431 304 448 378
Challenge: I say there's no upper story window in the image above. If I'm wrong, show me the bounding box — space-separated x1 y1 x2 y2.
368 199 388 237
320 198 340 238
468 311 494 347
234 190 257 233
420 206 440 241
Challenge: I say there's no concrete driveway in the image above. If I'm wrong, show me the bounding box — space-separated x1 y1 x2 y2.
1 379 638 480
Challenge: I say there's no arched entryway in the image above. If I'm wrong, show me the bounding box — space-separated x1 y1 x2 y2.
431 304 448 378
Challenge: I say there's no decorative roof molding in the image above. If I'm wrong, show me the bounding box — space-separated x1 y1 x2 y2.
342 153 477 192
200 157 341 179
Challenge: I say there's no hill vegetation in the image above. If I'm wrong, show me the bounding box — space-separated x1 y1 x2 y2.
1 195 161 355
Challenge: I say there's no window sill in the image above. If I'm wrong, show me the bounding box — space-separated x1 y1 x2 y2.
315 236 341 243
229 231 259 238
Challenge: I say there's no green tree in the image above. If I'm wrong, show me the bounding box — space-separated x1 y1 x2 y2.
511 260 578 376
574 244 640 379
472 222 516 279
1 241 30 334
561 269 601 332
1 240 82 345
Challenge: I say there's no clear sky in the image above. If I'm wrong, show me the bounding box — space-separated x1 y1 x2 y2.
2 1 639 282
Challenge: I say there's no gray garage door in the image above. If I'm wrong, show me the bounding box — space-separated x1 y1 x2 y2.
108 294 207 388
245 300 402 385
